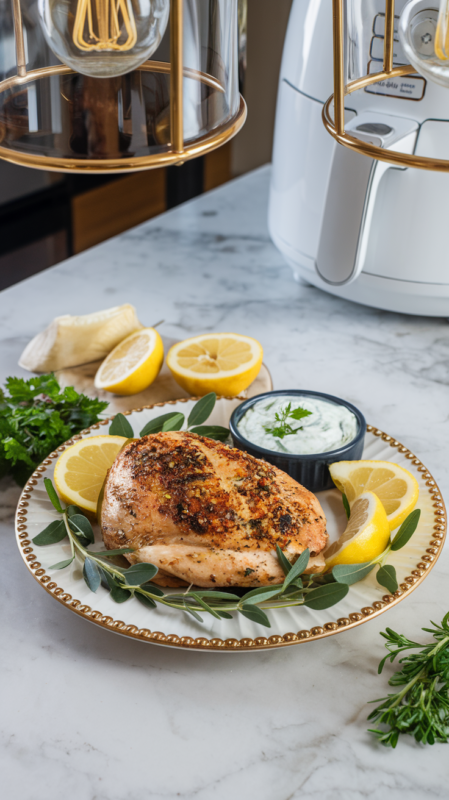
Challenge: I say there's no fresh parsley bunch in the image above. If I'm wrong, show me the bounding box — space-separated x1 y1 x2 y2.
0 374 108 485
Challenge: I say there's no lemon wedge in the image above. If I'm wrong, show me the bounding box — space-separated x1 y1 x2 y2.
325 491 391 568
54 435 127 514
94 327 164 396
166 333 263 397
329 460 419 531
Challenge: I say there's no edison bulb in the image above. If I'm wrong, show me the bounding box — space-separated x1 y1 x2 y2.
399 0 449 88
38 0 170 78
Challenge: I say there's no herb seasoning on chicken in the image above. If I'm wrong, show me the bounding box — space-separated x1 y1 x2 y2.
101 431 328 587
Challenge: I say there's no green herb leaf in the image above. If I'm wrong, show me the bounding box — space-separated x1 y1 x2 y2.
240 586 283 604
44 478 64 513
276 544 292 576
342 493 350 520
32 519 67 546
264 403 312 440
390 509 421 551
124 563 159 586
289 407 313 421
109 413 134 438
83 556 101 592
189 425 230 441
304 582 349 610
376 565 398 594
190 590 241 601
332 562 376 585
282 549 310 590
140 582 165 597
217 611 233 619
162 413 185 432
135 593 157 609
191 593 223 620
48 556 75 570
68 514 95 545
0 374 108 486
140 413 183 437
183 605 203 622
368 614 449 747
187 393 217 427
104 573 131 603
239 604 271 628
66 505 82 517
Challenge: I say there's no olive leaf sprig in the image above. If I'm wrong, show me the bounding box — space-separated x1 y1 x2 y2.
368 613 449 747
339 494 421 595
32 479 421 628
108 392 230 442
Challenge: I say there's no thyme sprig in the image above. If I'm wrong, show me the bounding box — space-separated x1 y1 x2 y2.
32 476 421 628
368 613 449 747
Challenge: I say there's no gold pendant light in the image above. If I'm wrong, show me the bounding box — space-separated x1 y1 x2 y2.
0 0 246 173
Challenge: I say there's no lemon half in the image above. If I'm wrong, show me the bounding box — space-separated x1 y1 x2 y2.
94 327 164 396
54 435 127 514
166 333 263 397
329 460 419 531
325 491 391 568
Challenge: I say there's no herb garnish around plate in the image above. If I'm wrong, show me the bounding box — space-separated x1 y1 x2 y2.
109 392 231 442
32 475 421 628
368 613 449 747
263 402 312 440
0 374 108 486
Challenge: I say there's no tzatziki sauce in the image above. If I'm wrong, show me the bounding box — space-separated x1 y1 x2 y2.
237 395 358 455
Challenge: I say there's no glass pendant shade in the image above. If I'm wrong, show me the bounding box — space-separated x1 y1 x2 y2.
0 0 246 172
38 0 170 78
399 0 449 88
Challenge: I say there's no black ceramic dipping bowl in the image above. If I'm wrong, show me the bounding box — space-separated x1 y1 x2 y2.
229 390 366 493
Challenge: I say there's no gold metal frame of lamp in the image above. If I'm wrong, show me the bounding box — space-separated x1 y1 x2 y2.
323 0 449 172
1 0 247 173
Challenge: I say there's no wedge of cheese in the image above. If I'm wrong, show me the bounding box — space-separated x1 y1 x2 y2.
19 304 143 372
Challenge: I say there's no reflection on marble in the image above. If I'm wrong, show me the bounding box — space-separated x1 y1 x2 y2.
1 166 448 799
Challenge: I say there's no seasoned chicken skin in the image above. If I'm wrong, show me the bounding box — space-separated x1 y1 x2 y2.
101 431 327 587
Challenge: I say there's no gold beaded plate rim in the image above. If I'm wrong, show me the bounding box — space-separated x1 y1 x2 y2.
15 398 447 652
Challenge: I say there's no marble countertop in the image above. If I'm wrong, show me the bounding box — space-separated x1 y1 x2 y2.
1 165 448 799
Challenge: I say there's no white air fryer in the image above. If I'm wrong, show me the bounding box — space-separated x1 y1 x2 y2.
269 0 449 316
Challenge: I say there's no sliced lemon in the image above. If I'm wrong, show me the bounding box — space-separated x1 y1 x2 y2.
166 333 263 397
329 460 419 531
94 327 164 396
54 435 127 514
325 491 391 568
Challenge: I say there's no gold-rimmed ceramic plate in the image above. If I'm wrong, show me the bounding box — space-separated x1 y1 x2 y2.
15 398 446 651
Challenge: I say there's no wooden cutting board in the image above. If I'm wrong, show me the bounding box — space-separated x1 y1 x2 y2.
57 336 273 416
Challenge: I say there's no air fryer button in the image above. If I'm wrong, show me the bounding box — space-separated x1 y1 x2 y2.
356 123 393 136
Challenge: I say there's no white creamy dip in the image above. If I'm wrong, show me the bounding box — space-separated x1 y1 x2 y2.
237 395 358 455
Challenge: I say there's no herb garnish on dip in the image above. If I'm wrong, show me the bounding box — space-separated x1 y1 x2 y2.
237 395 358 455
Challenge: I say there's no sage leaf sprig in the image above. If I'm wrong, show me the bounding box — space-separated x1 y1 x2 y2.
111 394 230 443
263 402 312 440
368 613 449 747
32 479 421 629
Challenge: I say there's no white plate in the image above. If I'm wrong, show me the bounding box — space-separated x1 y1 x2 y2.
15 398 447 651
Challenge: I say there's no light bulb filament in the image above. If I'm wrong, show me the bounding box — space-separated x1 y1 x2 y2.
436 0 449 60
72 0 138 52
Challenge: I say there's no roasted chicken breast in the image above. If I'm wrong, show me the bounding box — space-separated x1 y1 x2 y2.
101 431 327 587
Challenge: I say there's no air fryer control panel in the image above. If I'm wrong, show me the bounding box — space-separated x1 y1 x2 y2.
366 8 427 101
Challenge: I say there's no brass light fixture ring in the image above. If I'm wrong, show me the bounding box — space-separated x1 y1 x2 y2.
0 63 246 174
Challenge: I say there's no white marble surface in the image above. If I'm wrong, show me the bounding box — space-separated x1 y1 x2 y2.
1 165 448 799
